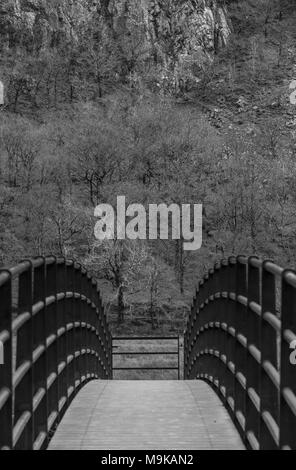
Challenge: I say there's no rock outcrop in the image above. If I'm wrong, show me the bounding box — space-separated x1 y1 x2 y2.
0 0 231 88
0 0 97 50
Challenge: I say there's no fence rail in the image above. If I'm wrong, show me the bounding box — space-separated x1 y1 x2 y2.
112 336 181 379
0 256 112 450
184 256 296 450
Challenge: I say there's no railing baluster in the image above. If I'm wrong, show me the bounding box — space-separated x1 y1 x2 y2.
56 258 68 410
46 257 59 439
74 262 83 386
245 256 261 449
0 270 12 449
260 261 279 450
234 256 247 437
32 256 48 449
65 260 75 400
280 270 296 450
14 261 33 449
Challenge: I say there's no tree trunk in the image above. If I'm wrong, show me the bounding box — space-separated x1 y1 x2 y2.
175 239 185 295
117 284 124 323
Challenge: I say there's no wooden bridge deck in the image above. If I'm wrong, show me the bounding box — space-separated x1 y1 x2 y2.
48 380 245 450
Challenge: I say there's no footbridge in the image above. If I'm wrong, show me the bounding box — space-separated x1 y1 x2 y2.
0 256 295 450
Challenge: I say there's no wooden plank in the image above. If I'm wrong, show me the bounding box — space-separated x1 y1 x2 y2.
48 380 245 450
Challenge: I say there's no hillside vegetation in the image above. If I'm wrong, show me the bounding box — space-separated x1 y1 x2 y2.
0 0 296 334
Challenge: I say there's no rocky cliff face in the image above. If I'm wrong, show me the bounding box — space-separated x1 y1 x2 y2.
0 0 231 87
0 0 97 50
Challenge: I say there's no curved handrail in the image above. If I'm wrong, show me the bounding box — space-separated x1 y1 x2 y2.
0 257 112 450
184 256 296 450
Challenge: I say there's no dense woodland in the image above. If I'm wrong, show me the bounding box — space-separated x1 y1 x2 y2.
0 0 296 332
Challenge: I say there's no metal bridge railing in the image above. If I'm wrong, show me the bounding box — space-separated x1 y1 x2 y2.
0 256 112 450
184 256 296 450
